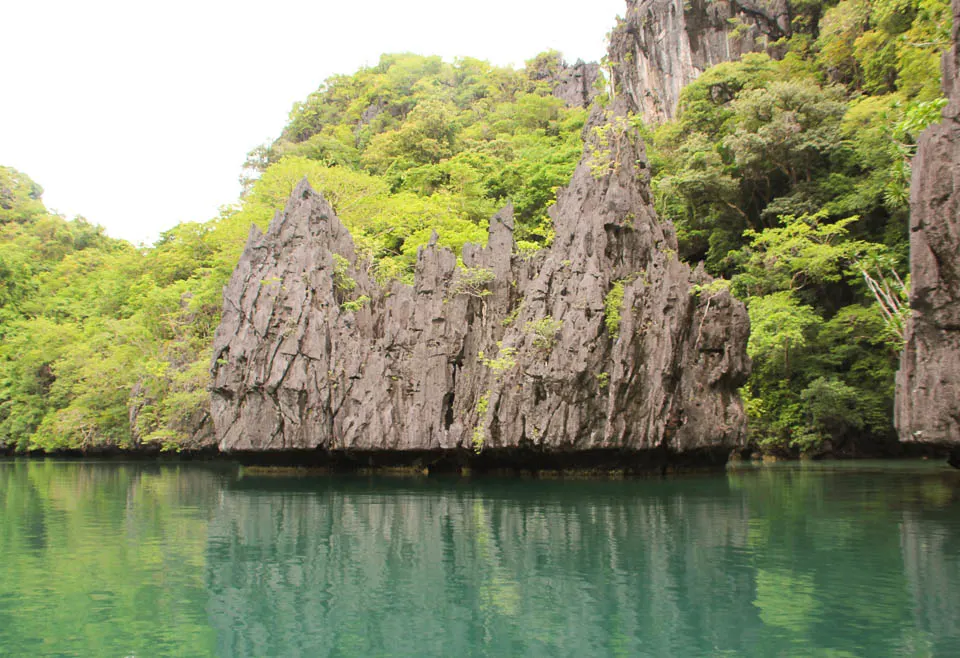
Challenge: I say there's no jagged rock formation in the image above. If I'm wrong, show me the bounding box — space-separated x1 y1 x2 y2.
896 0 960 462
552 60 602 109
209 98 749 463
526 52 602 109
608 0 790 124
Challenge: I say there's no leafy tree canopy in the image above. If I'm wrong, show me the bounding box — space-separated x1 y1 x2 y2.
0 0 951 455
0 52 593 452
648 0 949 453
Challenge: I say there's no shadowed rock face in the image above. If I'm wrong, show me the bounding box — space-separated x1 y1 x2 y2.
209 99 749 459
609 0 790 124
552 60 602 109
525 52 602 110
896 0 960 458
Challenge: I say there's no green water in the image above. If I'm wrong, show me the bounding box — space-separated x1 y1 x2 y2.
1 461 958 657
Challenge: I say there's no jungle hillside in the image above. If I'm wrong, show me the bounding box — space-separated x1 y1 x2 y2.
0 0 952 455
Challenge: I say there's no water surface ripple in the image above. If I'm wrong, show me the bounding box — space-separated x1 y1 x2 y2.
1 460 958 657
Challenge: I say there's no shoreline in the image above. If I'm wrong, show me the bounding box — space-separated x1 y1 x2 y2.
1 442 957 473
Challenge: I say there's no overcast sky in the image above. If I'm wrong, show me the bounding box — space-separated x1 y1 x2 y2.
1 0 625 245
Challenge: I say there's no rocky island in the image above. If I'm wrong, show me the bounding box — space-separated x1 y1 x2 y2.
209 99 750 470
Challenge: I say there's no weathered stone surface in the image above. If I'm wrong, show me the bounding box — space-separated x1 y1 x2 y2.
896 0 960 456
552 60 602 109
526 52 602 109
210 97 750 460
609 0 790 124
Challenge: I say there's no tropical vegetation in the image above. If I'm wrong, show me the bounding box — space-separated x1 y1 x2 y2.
0 0 951 455
647 0 950 453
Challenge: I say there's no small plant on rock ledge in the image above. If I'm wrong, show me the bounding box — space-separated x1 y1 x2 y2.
587 114 633 180
604 272 643 338
604 281 626 338
472 427 486 454
525 316 563 352
472 391 491 453
501 298 524 327
448 266 496 300
478 343 517 377
332 253 357 294
341 295 371 312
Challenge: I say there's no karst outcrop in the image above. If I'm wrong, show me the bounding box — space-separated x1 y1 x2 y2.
209 96 750 467
608 0 791 124
552 60 602 109
896 0 960 464
525 52 603 109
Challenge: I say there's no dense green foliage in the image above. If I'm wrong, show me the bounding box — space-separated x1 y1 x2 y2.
0 53 589 452
0 166 224 451
648 0 951 453
246 52 591 271
0 0 951 455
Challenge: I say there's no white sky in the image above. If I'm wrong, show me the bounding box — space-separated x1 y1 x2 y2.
1 0 625 245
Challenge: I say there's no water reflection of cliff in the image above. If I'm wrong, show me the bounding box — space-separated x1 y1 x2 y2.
899 482 960 656
204 477 757 657
2 461 958 657
728 463 960 657
205 466 960 658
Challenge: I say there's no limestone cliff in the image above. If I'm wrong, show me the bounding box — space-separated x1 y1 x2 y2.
525 52 602 109
209 99 750 465
896 0 960 461
552 60 602 109
608 0 790 124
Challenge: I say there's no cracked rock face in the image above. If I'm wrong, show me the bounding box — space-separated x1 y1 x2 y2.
896 0 960 453
210 99 750 457
526 53 602 110
552 60 602 109
609 0 791 125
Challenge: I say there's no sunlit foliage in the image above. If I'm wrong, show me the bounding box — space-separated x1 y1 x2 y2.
648 0 950 453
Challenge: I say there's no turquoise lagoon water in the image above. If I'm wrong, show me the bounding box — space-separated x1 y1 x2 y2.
0 459 958 657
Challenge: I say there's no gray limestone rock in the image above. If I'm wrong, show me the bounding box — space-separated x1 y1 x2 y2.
526 52 603 109
609 0 791 124
896 0 960 456
210 98 750 461
552 60 603 109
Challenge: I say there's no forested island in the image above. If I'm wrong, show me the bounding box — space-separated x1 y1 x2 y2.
1 0 957 466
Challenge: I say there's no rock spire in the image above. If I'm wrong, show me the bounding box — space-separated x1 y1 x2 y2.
209 99 750 464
